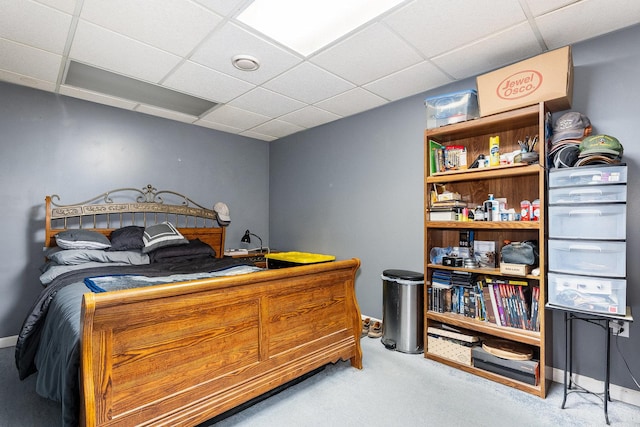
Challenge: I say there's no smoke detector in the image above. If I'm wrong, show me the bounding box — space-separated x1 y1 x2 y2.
232 55 260 71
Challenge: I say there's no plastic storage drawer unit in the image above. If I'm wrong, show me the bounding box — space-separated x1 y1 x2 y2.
548 165 627 187
548 204 626 240
547 240 626 277
548 272 626 315
548 185 627 204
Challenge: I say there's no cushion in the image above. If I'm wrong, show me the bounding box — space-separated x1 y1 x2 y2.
108 226 145 251
55 229 111 250
142 222 188 253
149 239 216 263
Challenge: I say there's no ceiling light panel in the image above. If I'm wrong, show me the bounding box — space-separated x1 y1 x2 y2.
236 0 406 56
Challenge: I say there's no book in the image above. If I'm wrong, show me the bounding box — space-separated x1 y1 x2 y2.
487 283 501 326
474 240 497 268
429 140 444 174
481 282 497 324
491 283 507 326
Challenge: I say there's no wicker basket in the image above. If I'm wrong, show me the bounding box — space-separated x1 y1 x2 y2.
428 336 473 365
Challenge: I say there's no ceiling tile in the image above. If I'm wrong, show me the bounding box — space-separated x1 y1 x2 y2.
315 87 387 117
200 104 271 130
364 61 453 101
263 62 355 104
522 0 578 16
279 106 342 129
35 0 78 14
80 0 222 56
194 120 244 134
163 61 255 104
135 104 198 123
536 0 640 49
0 69 56 92
239 130 277 142
0 39 62 82
190 22 302 85
384 0 527 58
0 0 72 54
311 23 423 86
432 23 542 80
69 21 183 83
191 0 247 17
59 84 139 109
249 119 305 139
229 87 306 117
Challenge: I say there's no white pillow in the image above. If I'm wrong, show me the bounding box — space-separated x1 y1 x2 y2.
142 222 188 253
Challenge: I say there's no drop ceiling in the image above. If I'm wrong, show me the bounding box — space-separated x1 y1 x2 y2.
1 0 639 141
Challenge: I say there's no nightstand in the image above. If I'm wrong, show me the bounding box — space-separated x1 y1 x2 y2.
225 251 271 268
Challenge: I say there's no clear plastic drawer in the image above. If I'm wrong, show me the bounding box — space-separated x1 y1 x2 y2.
548 240 626 277
549 204 626 240
548 272 626 315
549 184 626 204
549 165 627 188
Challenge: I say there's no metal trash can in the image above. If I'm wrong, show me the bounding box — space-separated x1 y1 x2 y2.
381 269 424 353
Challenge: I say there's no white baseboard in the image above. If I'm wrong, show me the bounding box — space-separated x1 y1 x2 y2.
550 366 640 407
0 335 18 348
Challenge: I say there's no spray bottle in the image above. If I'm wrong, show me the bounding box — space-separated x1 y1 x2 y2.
489 136 500 166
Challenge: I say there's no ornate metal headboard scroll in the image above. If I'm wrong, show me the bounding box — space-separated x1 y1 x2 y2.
48 184 218 230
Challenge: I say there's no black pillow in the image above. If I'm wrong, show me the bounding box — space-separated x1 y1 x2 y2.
108 226 145 251
149 239 216 263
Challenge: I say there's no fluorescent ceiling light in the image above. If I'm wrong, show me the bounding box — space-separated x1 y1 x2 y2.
237 0 406 56
64 61 217 116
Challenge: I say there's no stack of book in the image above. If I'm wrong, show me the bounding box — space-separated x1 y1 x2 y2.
482 277 540 331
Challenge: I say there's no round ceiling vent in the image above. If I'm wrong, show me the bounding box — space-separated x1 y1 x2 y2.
232 55 260 71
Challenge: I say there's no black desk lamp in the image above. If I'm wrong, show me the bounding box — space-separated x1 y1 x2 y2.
241 229 263 252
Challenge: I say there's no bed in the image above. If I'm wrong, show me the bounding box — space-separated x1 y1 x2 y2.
15 185 362 426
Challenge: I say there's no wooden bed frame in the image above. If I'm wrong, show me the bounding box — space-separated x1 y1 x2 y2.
45 185 362 426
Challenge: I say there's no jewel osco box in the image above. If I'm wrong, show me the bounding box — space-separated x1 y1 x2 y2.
476 46 573 116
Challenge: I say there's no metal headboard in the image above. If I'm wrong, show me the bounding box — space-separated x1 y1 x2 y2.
45 184 225 254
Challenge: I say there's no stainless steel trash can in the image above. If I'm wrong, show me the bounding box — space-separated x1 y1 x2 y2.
381 269 424 353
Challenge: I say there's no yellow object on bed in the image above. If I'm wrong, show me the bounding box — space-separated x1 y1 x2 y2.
265 251 335 268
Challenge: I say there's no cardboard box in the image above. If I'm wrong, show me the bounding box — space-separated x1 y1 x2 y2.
500 262 532 276
427 336 474 366
476 46 573 116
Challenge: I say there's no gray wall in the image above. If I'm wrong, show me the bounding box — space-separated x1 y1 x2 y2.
0 82 269 337
270 24 640 391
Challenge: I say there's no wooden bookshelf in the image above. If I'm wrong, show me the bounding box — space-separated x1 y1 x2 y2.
424 103 549 397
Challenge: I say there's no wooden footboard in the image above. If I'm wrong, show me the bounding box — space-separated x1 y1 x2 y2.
79 258 362 427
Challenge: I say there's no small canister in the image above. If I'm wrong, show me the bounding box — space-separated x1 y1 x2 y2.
520 200 531 221
532 199 540 221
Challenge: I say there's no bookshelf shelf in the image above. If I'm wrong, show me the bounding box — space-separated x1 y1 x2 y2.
425 221 540 230
426 264 541 281
426 353 542 395
424 103 549 398
426 311 541 346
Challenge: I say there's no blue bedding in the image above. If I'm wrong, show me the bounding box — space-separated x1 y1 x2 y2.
15 257 260 426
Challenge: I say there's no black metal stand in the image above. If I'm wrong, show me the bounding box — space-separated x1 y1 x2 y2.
548 304 633 425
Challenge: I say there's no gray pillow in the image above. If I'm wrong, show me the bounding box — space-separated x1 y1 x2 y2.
142 222 188 253
55 230 111 250
108 226 145 251
48 248 149 265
